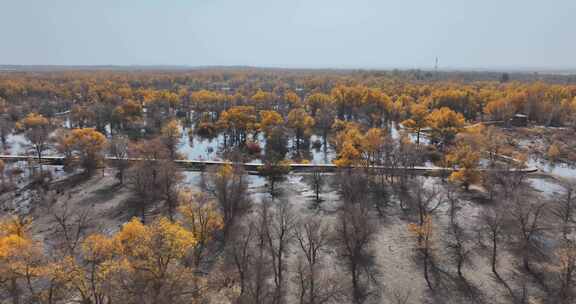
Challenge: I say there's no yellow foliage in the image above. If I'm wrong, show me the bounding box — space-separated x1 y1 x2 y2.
552 243 576 274
446 143 481 188
251 89 275 105
68 128 107 153
334 142 361 167
151 217 197 258
409 216 433 239
426 107 465 145
0 234 32 259
82 234 118 263
114 99 143 123
161 119 182 158
287 108 315 135
37 255 78 289
402 102 429 130
484 97 516 121
161 119 182 139
0 216 43 285
548 143 561 161
116 217 196 260
259 110 284 134
0 215 32 238
14 121 23 131
284 90 302 108
218 106 258 134
333 122 363 152
63 128 108 170
362 128 383 154
21 112 49 129
217 163 234 180
305 93 333 113
114 218 151 256
178 189 224 246
408 215 434 249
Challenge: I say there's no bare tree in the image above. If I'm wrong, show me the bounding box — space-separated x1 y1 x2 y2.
408 214 435 290
332 203 378 304
202 164 250 239
552 186 576 242
508 195 545 273
554 240 576 304
109 134 130 185
409 178 443 226
480 205 521 301
480 207 506 279
447 220 473 280
496 170 529 201
308 168 326 206
0 115 13 148
49 202 93 255
481 170 500 202
336 169 369 205
441 185 474 280
226 222 255 297
157 160 183 221
242 201 274 304
445 185 460 226
265 200 297 304
258 158 290 198
127 137 171 222
127 161 158 223
293 215 339 304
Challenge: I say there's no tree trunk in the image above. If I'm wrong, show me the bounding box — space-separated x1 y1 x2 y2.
491 234 499 277
457 255 464 279
423 249 433 290
10 278 20 304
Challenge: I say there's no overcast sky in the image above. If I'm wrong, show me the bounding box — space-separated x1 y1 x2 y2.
1 0 575 70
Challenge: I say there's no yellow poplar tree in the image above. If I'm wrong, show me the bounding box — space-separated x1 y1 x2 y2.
161 119 182 159
287 108 315 150
113 217 199 303
408 215 435 289
259 110 284 138
178 189 224 267
0 216 44 303
426 107 465 148
65 128 108 173
446 143 481 190
19 113 51 163
402 102 429 144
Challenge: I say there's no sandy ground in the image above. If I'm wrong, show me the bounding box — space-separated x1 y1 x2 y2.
1 166 569 304
28 169 133 242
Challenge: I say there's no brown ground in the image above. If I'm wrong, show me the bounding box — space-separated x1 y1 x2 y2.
1 166 567 304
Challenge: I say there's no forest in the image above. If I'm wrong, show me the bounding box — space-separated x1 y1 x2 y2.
0 68 576 304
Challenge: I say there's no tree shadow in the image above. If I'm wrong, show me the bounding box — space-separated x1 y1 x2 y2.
409 254 489 304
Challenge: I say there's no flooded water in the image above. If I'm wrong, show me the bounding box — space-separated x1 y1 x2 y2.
529 158 576 181
2 133 62 157
178 128 223 161
528 177 567 198
175 123 412 164
4 123 575 201
3 134 29 155
177 125 337 164
2 121 411 167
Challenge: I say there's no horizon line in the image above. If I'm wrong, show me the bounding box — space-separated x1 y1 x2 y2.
2 64 576 74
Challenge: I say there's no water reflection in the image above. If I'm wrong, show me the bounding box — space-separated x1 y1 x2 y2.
528 177 567 198
528 157 576 180
177 125 337 164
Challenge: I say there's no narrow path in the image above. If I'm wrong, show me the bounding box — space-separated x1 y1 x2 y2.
0 155 539 175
